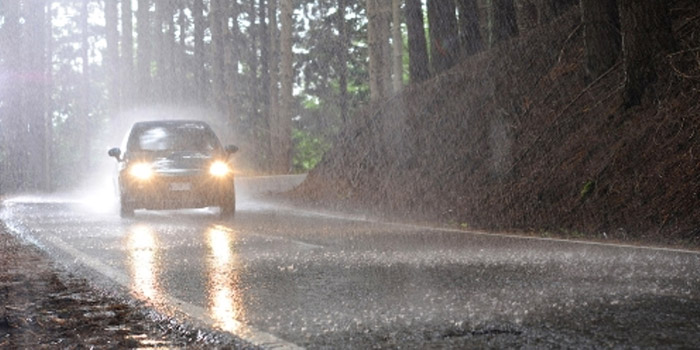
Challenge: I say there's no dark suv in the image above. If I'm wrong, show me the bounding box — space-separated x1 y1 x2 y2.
108 120 238 218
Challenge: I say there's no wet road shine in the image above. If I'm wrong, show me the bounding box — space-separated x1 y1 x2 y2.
2 194 700 349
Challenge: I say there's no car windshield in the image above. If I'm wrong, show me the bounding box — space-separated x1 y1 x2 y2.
129 123 220 154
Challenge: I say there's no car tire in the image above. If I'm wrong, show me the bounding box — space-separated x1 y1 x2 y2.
120 195 135 218
219 189 236 219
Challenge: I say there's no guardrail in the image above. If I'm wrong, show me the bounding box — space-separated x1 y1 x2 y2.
235 174 307 195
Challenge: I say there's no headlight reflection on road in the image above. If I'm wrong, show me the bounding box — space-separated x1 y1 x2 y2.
127 225 161 302
207 225 244 333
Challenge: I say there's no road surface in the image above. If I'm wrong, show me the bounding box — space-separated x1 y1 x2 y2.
1 187 699 349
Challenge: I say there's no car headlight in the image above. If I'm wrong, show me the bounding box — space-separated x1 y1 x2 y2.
209 161 231 177
129 162 153 180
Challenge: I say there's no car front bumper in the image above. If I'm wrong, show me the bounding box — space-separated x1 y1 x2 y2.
120 173 235 210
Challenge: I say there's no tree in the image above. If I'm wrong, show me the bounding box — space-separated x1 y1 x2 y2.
457 0 483 57
1 0 23 190
276 0 294 172
391 0 403 92
121 0 135 108
367 0 391 102
337 0 350 123
210 0 228 114
105 0 121 114
580 0 620 81
489 0 518 46
136 0 152 104
428 0 458 73
405 0 429 83
269 0 280 145
619 0 675 107
78 0 92 175
23 0 50 190
192 0 207 104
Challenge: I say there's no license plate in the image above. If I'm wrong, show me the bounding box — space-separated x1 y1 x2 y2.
169 182 191 191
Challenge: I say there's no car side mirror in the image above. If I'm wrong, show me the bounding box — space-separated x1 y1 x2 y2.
108 147 122 160
225 145 238 155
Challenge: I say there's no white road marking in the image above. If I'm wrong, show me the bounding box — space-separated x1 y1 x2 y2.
41 234 305 350
280 205 700 256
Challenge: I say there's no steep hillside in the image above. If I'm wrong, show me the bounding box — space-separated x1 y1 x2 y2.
293 1 700 245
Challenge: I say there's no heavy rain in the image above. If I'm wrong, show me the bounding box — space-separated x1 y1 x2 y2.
1 0 700 349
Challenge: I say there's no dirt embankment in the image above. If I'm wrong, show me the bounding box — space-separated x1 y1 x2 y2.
293 1 700 246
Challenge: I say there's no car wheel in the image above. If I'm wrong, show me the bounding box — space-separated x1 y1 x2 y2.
120 194 135 218
219 190 236 219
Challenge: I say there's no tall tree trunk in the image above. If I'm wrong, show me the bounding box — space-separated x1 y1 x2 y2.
405 0 430 83
367 0 391 102
193 0 207 104
79 0 91 178
210 0 228 114
105 0 121 114
137 0 152 104
337 0 349 124
428 0 458 73
581 0 620 81
391 0 403 92
277 0 294 173
1 0 23 190
44 0 54 191
155 0 174 102
24 0 48 190
269 0 280 168
379 1 392 97
619 0 675 107
224 1 242 135
489 0 518 46
121 0 134 109
176 5 187 102
457 0 483 57
259 0 271 170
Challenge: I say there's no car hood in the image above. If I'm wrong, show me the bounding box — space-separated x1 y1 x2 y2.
133 151 217 176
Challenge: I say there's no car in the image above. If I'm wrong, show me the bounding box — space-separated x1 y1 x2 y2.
107 120 238 218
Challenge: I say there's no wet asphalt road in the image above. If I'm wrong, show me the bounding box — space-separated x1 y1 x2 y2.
2 191 700 349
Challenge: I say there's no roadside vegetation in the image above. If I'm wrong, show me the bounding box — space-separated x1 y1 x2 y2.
294 0 700 247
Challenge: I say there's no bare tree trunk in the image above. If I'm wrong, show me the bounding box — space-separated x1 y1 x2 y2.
428 0 458 73
457 0 483 57
489 0 518 46
391 0 403 92
121 0 135 109
405 0 430 83
24 0 48 190
224 1 242 135
44 1 54 191
277 0 294 173
1 0 23 190
269 0 280 168
137 0 152 104
367 0 391 102
105 0 121 114
379 1 392 98
210 0 228 114
619 0 675 107
193 0 207 105
176 5 187 102
78 0 91 177
581 0 620 81
337 0 349 124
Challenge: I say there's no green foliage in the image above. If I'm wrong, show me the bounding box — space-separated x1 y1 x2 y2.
580 180 596 199
292 128 330 172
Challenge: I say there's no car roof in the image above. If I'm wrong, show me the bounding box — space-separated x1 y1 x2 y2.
131 120 212 129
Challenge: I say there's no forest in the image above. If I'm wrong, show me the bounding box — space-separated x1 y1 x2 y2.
1 0 698 242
